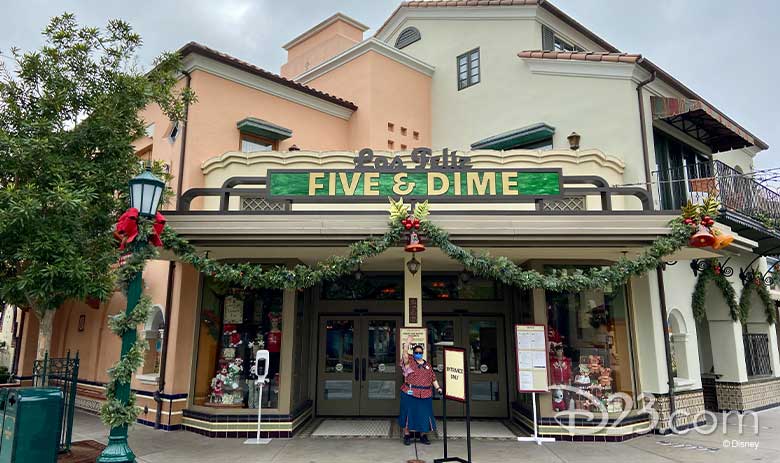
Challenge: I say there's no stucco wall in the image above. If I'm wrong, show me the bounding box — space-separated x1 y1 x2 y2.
305 50 432 150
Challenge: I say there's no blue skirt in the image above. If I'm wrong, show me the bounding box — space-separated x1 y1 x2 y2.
398 393 436 432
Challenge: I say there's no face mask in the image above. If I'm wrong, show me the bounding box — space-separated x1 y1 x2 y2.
413 353 423 360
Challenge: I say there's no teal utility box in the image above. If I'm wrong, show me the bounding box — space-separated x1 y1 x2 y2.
0 387 63 463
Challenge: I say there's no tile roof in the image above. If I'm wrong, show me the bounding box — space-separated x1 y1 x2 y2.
518 50 642 63
178 42 358 111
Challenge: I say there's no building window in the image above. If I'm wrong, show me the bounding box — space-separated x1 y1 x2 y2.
542 25 584 52
653 129 711 210
546 267 635 414
744 333 772 377
395 26 421 49
240 134 275 153
388 140 395 150
457 48 480 91
400 144 407 150
194 277 285 409
413 131 420 140
388 122 395 132
168 121 179 141
401 127 407 136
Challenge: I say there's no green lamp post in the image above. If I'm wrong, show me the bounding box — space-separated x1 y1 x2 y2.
98 167 165 463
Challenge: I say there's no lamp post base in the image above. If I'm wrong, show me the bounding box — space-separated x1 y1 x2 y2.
96 434 136 463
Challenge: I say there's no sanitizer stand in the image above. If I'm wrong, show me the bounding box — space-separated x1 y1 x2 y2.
245 350 271 445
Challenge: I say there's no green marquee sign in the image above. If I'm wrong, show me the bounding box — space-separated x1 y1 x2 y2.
265 148 562 202
267 169 561 200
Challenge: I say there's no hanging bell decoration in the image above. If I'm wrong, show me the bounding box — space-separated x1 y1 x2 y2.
711 228 734 250
405 230 426 253
689 225 716 248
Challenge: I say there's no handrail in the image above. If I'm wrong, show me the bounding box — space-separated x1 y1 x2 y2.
652 160 780 226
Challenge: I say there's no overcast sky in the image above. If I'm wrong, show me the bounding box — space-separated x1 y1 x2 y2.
2 0 777 175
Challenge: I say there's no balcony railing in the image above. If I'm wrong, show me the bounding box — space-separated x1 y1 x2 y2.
652 160 780 229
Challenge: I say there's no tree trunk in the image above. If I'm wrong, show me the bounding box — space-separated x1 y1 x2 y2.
36 309 56 361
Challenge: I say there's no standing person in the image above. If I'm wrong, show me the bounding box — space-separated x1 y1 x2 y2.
399 336 442 445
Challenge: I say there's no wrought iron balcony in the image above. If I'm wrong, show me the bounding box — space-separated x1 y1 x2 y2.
652 160 780 255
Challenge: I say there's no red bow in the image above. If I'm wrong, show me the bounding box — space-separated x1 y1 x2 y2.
114 208 166 250
150 212 166 247
115 208 139 250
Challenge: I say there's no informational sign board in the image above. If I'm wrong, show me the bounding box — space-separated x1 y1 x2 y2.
400 327 428 360
443 347 466 402
514 324 549 393
223 296 244 324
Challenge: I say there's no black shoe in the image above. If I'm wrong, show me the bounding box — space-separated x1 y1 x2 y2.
404 434 412 446
420 434 431 445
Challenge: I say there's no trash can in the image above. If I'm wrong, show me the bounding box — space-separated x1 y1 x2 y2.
0 387 64 463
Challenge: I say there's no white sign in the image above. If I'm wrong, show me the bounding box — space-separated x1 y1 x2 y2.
224 296 244 324
444 347 466 402
514 324 549 393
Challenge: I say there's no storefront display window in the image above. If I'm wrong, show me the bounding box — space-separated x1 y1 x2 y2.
422 275 501 300
545 269 635 414
194 276 284 409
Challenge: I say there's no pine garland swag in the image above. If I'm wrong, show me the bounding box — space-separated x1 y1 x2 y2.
99 220 158 429
691 260 739 322
158 215 693 294
739 273 777 324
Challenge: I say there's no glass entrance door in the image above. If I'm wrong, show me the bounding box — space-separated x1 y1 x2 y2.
317 316 401 416
424 316 507 418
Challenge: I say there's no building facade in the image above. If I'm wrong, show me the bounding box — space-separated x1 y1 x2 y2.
14 0 780 441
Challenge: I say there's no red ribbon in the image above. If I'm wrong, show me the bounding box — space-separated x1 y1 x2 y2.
115 208 166 250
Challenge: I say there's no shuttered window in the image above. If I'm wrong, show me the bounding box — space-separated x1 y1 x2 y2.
395 27 421 49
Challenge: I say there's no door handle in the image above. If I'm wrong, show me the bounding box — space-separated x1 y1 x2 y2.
354 359 359 381
362 358 367 381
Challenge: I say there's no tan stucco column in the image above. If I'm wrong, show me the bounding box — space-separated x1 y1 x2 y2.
404 254 422 327
166 263 200 395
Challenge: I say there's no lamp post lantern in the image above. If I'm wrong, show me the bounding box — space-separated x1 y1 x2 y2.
98 167 165 463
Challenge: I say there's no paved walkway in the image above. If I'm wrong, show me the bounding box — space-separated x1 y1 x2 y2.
72 409 780 462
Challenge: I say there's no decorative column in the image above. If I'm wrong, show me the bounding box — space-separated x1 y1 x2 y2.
404 254 422 328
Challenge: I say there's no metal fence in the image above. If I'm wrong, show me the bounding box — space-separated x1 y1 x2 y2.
743 334 772 377
653 160 780 226
33 351 79 453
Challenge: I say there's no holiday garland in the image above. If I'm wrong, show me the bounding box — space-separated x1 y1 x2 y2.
157 199 693 293
691 260 739 322
100 219 157 429
739 272 777 324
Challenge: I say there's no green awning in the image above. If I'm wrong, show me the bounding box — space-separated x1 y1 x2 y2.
471 123 555 150
237 117 292 140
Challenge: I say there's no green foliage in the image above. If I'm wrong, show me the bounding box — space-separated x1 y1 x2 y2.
739 273 777 324
108 295 152 336
691 260 739 322
156 213 693 295
0 13 193 318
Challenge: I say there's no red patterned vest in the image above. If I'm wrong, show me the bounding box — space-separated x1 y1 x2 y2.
401 355 436 399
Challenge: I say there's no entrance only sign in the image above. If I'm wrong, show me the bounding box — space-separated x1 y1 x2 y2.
443 347 466 402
